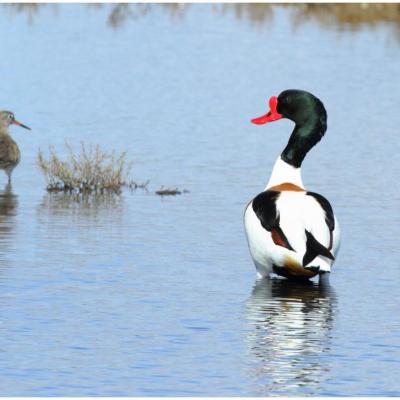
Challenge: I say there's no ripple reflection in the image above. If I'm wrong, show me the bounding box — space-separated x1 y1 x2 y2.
38 192 124 213
245 278 337 395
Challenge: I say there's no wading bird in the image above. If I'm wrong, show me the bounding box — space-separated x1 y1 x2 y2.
0 111 31 183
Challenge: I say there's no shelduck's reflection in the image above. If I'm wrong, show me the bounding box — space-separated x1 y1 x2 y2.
245 278 336 395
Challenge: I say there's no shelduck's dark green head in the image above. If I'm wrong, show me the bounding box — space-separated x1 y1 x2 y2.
251 89 328 168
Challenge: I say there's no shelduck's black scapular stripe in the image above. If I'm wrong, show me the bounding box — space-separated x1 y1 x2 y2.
251 190 294 251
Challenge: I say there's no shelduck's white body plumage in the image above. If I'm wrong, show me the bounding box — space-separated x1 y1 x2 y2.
244 90 340 283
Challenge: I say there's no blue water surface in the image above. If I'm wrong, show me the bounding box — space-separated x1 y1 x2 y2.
0 4 399 396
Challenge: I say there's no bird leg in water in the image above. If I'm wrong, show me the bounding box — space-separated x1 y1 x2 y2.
319 271 330 286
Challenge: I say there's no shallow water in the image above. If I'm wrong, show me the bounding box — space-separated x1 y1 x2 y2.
0 4 400 396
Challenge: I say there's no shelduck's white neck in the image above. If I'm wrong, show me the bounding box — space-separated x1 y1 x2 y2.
265 157 304 190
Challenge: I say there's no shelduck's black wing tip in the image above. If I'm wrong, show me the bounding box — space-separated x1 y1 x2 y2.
303 230 334 267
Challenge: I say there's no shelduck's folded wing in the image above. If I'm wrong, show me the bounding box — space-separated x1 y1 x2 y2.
306 191 335 249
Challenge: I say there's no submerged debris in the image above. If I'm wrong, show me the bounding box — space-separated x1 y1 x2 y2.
155 187 189 196
37 142 147 194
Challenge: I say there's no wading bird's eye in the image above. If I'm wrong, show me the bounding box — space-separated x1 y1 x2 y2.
8 114 14 120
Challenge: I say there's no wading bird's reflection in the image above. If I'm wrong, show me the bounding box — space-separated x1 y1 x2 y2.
0 183 18 275
0 183 18 238
245 278 336 395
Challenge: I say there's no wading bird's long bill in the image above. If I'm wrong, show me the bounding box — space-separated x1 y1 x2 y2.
13 120 31 130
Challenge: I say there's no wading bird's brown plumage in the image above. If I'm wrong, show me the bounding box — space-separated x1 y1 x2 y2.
0 111 31 183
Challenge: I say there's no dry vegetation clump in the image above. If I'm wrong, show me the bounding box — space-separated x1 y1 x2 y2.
4 4 400 28
37 142 147 194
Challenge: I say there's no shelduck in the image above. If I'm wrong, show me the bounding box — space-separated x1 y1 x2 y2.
0 111 31 183
244 90 340 284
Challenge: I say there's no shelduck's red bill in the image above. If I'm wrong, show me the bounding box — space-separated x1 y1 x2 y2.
13 120 31 130
251 96 283 125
